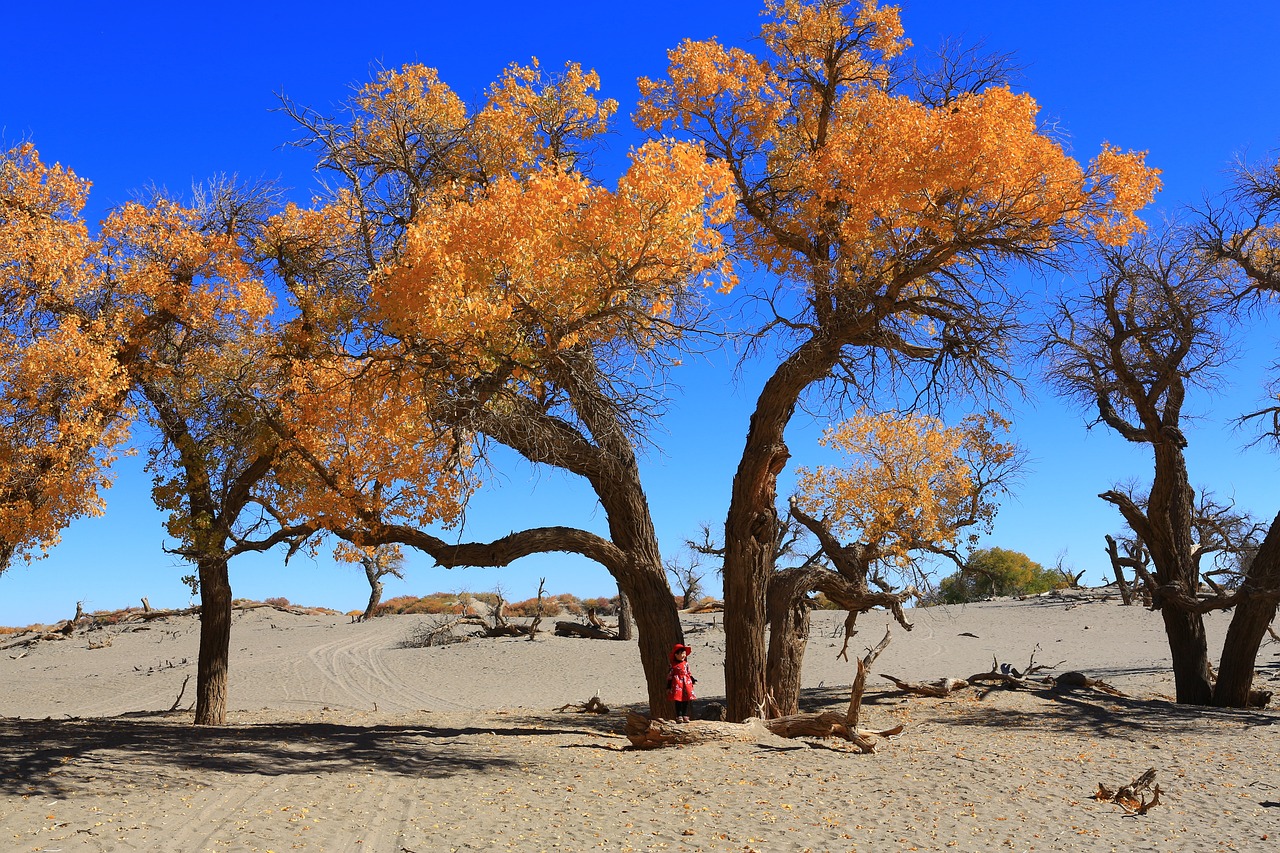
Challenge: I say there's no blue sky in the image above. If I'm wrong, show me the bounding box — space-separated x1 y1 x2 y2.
4 1 1280 625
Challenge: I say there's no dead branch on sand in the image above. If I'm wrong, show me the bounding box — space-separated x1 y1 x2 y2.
1095 767 1162 814
557 695 610 714
553 621 616 640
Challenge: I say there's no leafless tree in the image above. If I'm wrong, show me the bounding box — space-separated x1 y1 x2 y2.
1044 224 1271 705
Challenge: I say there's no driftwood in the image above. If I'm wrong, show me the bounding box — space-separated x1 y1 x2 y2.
627 627 901 752
558 695 610 714
1095 767 1162 814
880 675 969 697
554 621 616 640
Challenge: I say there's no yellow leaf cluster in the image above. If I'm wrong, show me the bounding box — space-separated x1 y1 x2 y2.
638 0 1160 285
794 410 1017 568
374 139 734 369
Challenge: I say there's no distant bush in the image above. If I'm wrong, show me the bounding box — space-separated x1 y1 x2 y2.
580 596 617 615
810 593 843 611
376 594 461 616
507 596 560 617
934 547 1067 604
264 597 292 608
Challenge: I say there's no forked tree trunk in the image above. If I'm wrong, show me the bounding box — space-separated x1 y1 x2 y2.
194 555 233 726
1214 510 1280 707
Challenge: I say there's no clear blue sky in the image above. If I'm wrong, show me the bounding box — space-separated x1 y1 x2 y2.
4 1 1280 626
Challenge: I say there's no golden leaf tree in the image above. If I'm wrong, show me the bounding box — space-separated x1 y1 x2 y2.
764 410 1020 714
0 145 129 571
638 0 1160 718
269 60 735 714
0 153 347 725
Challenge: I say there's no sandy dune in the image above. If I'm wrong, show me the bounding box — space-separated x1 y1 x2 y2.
2 597 1277 851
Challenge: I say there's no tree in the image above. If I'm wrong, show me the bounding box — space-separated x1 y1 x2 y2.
268 60 735 715
339 543 404 620
0 145 129 572
1191 155 1280 706
766 410 1020 714
1045 225 1249 704
936 547 1063 604
665 549 706 609
638 0 1159 719
0 150 316 725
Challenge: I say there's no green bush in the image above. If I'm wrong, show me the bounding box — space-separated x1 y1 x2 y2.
936 547 1066 604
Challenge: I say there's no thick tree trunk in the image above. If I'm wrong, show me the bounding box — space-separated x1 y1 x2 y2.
616 588 635 641
194 556 233 726
363 578 384 621
1214 510 1280 707
1160 606 1213 705
723 526 773 722
619 566 683 718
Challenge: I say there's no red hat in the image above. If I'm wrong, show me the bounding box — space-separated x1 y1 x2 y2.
672 643 692 654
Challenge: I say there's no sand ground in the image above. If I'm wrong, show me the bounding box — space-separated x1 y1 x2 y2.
1 597 1277 852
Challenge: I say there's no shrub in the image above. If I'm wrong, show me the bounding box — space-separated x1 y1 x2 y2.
580 596 617 615
935 547 1067 604
507 596 560 617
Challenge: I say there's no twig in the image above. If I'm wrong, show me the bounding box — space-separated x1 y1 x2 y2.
168 674 192 712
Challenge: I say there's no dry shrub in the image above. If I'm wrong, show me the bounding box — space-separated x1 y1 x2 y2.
377 593 460 615
580 596 617 615
507 596 559 618
264 596 292 608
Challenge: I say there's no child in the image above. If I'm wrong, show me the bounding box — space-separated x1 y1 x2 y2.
667 642 697 722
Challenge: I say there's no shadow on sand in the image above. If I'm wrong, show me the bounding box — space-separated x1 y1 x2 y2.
0 714 574 797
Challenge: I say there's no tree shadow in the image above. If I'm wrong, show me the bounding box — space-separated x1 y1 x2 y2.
0 714 544 798
941 688 1279 738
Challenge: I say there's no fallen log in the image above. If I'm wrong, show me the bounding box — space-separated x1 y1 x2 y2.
880 675 969 697
554 621 616 640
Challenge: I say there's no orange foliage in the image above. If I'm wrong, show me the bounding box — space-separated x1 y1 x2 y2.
794 410 1019 569
638 0 1159 287
0 145 128 564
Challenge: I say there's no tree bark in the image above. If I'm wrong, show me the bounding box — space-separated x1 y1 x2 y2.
765 566 823 716
362 577 384 621
194 556 232 726
1214 510 1280 707
1159 606 1213 706
619 565 682 719
616 588 635 641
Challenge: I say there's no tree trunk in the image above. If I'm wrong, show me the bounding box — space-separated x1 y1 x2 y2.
363 578 384 621
723 526 773 721
1214 510 1280 707
194 556 233 726
620 566 683 719
615 588 635 641
765 568 821 716
1160 606 1213 705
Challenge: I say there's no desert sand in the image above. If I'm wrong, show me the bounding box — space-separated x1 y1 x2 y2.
1 595 1277 852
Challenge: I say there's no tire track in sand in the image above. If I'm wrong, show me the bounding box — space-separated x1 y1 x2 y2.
298 627 473 712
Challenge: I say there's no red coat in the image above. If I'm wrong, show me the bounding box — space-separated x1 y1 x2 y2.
666 646 696 702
